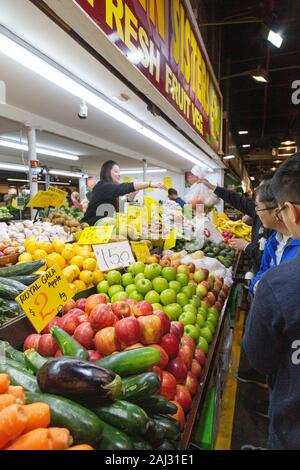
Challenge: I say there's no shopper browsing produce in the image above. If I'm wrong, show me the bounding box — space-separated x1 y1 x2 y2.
82 160 165 226
168 189 185 208
243 154 300 450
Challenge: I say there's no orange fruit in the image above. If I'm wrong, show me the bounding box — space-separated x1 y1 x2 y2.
70 256 84 269
83 258 97 271
46 253 66 269
80 270 94 284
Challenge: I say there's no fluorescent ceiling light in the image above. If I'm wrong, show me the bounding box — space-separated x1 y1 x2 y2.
7 179 71 186
207 169 214 173
268 30 283 48
274 160 281 163
238 131 248 135
223 155 235 160
49 169 85 178
281 140 296 145
8 178 29 183
252 74 268 83
242 144 251 148
0 139 79 161
0 162 28 172
250 176 255 181
120 168 167 175
271 167 277 171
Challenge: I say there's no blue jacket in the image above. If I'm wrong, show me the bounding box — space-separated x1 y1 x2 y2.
243 253 300 449
249 232 300 294
175 197 185 208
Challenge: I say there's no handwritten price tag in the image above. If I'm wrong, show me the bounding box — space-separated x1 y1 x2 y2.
131 242 151 262
78 226 114 245
16 265 73 333
48 187 67 207
93 241 135 271
27 188 67 209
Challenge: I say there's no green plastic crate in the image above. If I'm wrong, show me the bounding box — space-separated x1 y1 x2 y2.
194 387 216 450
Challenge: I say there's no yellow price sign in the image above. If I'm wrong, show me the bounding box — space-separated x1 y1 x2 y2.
131 242 151 262
78 226 114 245
27 188 67 209
123 177 132 183
163 177 173 189
48 187 67 207
164 229 177 250
116 213 128 236
16 265 73 333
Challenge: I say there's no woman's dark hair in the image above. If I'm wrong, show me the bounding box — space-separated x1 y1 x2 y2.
254 181 277 209
100 160 117 182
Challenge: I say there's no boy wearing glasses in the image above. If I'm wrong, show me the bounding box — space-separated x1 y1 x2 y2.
243 154 300 449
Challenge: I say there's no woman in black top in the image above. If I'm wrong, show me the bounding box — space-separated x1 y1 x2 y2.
82 160 165 225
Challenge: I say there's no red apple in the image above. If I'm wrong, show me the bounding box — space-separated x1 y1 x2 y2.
189 280 197 286
167 357 188 384
177 265 190 276
170 400 185 431
87 350 102 362
73 322 95 349
38 334 58 357
178 345 193 370
78 314 89 324
85 294 107 315
153 310 171 334
150 344 169 369
171 321 184 338
62 299 76 314
76 298 87 311
206 292 216 306
94 327 120 356
150 365 162 379
115 317 141 346
89 304 116 331
67 308 85 318
180 335 196 354
191 359 202 379
138 315 163 345
112 301 131 319
55 349 62 358
60 312 80 335
125 299 138 315
42 316 61 334
185 372 198 396
175 384 192 413
214 281 222 292
194 348 206 366
160 333 179 359
200 281 210 290
187 263 196 273
222 285 229 295
207 280 214 291
169 324 181 340
219 290 227 301
170 260 180 269
133 301 153 317
160 371 177 400
160 256 171 267
214 301 222 312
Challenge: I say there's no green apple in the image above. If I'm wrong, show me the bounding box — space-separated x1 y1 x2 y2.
96 280 109 294
200 301 209 312
126 284 137 295
160 289 177 306
183 304 197 315
205 320 216 334
152 276 169 293
182 285 194 299
189 295 201 308
198 307 208 320
177 265 190 276
144 263 162 280
164 303 182 321
176 273 189 287
107 270 122 286
161 267 177 282
197 336 209 354
134 273 145 282
108 285 124 298
200 326 213 344
179 310 196 326
196 313 205 328
122 272 134 287
187 283 197 296
184 324 201 341
136 278 153 295
128 262 145 275
176 292 189 307
169 281 182 294
111 292 127 303
152 303 164 311
208 307 219 318
144 290 161 304
207 314 218 327
128 291 144 301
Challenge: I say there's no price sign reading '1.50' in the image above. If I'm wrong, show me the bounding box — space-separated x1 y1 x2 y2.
16 265 73 333
93 241 135 272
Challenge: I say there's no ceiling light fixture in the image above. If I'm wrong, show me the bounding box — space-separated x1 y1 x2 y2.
0 28 217 172
250 176 255 181
281 140 296 146
268 30 283 48
0 162 28 172
252 67 268 83
0 139 79 161
274 160 281 163
223 155 235 160
120 168 167 175
271 167 277 171
238 131 248 135
49 169 86 178
242 144 251 148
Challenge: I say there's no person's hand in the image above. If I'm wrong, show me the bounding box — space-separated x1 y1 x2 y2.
151 182 166 190
196 178 216 191
228 238 250 252
127 191 138 202
253 281 260 294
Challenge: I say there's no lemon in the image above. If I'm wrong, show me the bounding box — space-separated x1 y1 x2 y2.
69 283 77 295
93 270 104 284
79 250 91 260
70 255 84 269
26 241 39 254
46 253 66 269
83 258 97 271
51 240 65 254
80 270 94 284
62 266 75 283
62 247 75 261
38 242 53 254
23 236 36 250
33 249 47 261
86 283 95 289
69 264 80 279
89 252 97 260
74 279 86 292
19 252 33 262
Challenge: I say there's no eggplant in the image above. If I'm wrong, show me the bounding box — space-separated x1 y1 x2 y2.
37 357 124 403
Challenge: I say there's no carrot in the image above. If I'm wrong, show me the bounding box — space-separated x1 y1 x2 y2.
5 428 52 451
23 403 50 433
8 386 25 403
0 394 17 411
67 444 94 450
47 428 72 450
0 374 10 394
0 404 28 449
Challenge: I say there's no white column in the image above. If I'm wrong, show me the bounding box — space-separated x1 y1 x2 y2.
79 177 87 201
142 159 147 182
27 127 38 220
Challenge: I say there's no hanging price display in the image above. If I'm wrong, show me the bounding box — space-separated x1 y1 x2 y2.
131 242 151 262
47 187 67 207
27 188 67 209
16 265 73 333
163 177 173 189
93 241 135 271
78 226 114 245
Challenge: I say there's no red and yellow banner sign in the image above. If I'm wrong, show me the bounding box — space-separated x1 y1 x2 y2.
74 0 222 153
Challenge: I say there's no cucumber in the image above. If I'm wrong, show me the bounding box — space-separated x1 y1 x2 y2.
143 418 166 446
25 392 102 447
0 299 21 314
0 356 34 375
0 341 26 365
134 395 178 415
92 400 150 436
10 275 40 285
0 260 45 277
24 349 48 373
0 284 21 300
132 438 153 450
151 415 181 441
0 277 27 293
118 373 160 401
0 363 40 392
96 347 160 377
50 326 89 360
99 421 133 450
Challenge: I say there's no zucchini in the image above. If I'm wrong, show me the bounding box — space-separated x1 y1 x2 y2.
24 349 48 373
156 440 176 450
25 392 102 447
96 347 161 377
151 415 181 441
134 395 178 415
143 418 166 446
0 284 21 300
0 277 27 293
99 421 133 450
0 340 26 365
51 326 89 360
0 356 33 375
0 260 45 277
10 275 40 285
0 299 21 314
118 372 160 401
92 400 150 436
0 363 40 392
132 438 153 450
